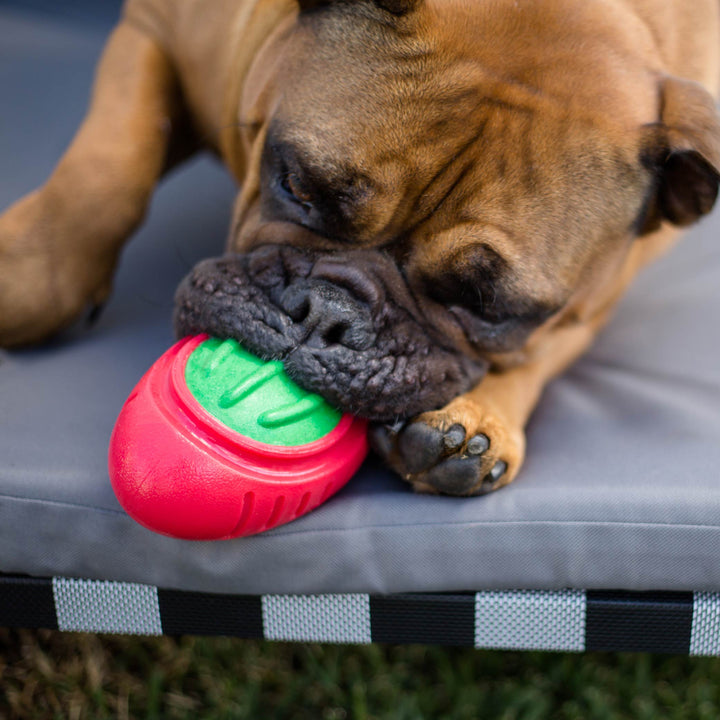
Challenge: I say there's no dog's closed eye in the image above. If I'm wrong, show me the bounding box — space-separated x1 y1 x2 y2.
419 242 561 352
281 172 314 210
423 243 506 320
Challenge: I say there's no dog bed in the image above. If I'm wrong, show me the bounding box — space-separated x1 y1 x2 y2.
2 2 720 653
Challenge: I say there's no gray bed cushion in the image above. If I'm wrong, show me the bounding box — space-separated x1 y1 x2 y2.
2 6 720 596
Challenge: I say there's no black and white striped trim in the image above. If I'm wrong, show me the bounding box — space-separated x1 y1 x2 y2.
1 575 717 654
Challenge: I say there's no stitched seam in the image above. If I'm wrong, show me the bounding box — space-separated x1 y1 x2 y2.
0 493 126 517
1 493 718 534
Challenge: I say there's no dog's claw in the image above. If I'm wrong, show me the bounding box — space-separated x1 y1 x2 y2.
367 424 395 459
86 302 106 327
488 460 507 482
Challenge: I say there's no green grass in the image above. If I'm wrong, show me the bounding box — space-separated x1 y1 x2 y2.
3 630 720 719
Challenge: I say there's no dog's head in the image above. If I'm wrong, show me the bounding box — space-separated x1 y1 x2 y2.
175 0 720 420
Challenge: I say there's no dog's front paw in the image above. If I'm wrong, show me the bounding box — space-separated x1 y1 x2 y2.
0 191 117 347
369 399 525 496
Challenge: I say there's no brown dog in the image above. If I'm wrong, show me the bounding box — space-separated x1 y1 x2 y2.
1 0 719 496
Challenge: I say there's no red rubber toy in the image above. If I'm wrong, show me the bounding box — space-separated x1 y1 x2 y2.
109 334 368 540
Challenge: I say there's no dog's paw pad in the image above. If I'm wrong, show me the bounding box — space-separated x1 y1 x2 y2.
424 456 484 495
421 448 507 496
467 433 490 456
442 424 466 452
397 421 446 473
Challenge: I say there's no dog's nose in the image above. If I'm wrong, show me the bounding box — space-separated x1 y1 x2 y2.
280 279 376 351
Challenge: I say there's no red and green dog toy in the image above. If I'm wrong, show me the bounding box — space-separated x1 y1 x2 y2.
109 335 368 540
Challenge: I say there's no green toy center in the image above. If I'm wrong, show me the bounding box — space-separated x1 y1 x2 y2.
185 337 341 446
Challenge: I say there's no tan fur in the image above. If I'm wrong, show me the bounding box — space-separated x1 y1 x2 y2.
1 0 719 493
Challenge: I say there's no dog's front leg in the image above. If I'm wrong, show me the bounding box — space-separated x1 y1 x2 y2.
371 318 604 495
0 23 186 347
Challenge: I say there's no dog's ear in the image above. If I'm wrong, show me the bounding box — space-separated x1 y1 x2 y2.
297 0 421 14
640 77 720 233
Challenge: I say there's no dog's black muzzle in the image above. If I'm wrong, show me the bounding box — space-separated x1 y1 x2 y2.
173 244 487 421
